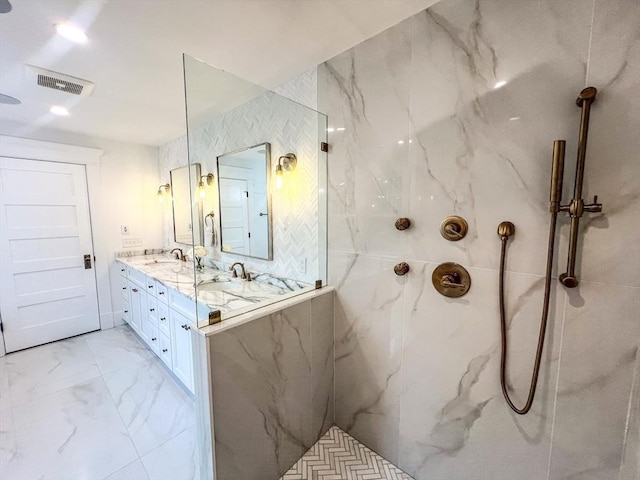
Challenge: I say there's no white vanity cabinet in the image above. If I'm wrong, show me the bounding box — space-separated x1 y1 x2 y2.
169 308 194 392
119 261 196 393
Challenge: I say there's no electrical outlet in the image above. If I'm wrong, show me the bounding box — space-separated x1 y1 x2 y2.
122 237 142 248
297 257 306 274
120 225 129 235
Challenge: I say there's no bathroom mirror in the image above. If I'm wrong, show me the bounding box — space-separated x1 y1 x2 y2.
217 143 272 260
170 163 204 245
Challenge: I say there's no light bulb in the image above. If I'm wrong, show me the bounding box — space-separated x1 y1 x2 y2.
198 181 206 199
157 189 164 203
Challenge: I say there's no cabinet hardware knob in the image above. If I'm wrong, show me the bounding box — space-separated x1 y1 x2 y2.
162 348 168 353
160 317 166 321
159 291 165 295
148 285 153 289
151 337 157 341
185 325 191 330
120 268 125 272
122 287 127 290
150 308 155 312
132 288 138 293
124 310 128 313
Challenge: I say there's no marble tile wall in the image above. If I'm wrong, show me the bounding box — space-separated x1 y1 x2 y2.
206 290 334 480
158 68 325 285
320 0 640 479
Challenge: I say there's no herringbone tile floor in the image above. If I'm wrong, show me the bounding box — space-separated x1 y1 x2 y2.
281 426 414 480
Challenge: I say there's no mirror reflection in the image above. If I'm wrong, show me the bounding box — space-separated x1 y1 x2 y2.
217 143 272 259
170 163 204 245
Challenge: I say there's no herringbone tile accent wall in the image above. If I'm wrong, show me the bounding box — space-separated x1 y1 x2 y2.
281 426 414 480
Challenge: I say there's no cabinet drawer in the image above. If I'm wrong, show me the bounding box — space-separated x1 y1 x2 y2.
147 296 158 328
122 298 131 323
146 277 157 297
127 267 146 287
148 323 160 355
120 276 129 300
157 302 170 337
156 282 169 303
159 333 172 369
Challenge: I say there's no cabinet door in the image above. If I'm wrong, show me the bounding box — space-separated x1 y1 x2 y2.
137 291 150 344
129 281 142 333
170 309 194 393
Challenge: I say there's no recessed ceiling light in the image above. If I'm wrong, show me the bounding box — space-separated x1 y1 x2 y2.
50 105 70 116
0 93 20 105
0 0 12 14
494 80 507 89
55 23 88 44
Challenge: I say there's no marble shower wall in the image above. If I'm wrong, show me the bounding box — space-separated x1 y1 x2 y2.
320 0 640 479
158 68 324 285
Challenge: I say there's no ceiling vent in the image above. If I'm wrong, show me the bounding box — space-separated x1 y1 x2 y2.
26 65 95 97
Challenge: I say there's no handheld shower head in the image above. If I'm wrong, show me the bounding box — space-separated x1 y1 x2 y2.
550 140 566 209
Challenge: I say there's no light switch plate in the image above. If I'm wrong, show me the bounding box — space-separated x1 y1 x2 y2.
122 237 142 248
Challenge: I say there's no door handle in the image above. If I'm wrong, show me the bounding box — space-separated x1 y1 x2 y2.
84 254 92 269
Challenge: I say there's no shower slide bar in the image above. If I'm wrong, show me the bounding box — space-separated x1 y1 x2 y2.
497 86 603 415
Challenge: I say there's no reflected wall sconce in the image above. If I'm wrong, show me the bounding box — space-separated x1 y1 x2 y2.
198 173 214 199
157 183 170 202
275 153 297 189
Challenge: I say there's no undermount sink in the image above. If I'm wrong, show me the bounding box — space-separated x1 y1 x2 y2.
197 279 242 293
144 259 179 266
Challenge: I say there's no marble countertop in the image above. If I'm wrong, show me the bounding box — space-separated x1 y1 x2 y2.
115 254 315 323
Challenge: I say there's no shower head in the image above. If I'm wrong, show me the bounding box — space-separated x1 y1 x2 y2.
550 140 565 208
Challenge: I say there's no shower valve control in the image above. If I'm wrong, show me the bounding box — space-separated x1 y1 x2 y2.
440 216 468 241
394 262 410 276
395 218 411 231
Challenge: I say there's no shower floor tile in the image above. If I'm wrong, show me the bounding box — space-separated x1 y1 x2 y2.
281 426 414 480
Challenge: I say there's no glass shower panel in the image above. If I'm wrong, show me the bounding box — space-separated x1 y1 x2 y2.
182 54 328 328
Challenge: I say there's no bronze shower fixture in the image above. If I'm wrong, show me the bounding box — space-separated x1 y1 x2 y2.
497 86 603 415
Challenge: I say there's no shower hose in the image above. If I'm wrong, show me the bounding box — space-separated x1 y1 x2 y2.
498 211 558 415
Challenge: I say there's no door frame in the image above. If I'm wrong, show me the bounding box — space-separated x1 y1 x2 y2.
0 135 109 356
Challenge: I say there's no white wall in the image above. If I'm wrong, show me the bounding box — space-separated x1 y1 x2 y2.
0 121 163 332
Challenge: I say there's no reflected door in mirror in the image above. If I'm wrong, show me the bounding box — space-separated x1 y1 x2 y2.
217 143 272 260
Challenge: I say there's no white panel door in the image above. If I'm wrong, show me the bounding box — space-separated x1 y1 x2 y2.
219 178 250 254
0 157 100 353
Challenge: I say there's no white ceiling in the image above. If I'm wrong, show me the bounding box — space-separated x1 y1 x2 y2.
0 0 436 146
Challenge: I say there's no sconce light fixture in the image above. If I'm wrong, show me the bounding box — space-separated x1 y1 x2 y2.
157 183 170 203
198 173 214 199
275 153 297 189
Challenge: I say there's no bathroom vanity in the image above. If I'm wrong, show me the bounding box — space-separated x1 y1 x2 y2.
116 253 334 479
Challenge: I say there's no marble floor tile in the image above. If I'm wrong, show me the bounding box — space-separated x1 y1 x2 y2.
140 426 198 480
2 335 102 407
104 460 150 480
0 326 199 480
103 357 196 456
9 376 138 480
85 325 157 375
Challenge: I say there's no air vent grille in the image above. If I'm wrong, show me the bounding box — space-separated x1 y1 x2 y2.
26 65 95 97
37 74 84 95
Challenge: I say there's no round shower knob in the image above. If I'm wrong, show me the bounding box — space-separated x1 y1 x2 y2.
395 217 411 231
440 216 468 241
394 262 410 276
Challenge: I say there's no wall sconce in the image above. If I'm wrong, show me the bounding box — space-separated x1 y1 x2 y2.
157 183 170 203
275 153 297 189
198 173 214 199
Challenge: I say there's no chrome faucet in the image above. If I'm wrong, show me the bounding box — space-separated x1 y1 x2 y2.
170 248 186 261
229 262 246 280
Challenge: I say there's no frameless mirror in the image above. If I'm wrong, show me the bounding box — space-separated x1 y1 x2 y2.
217 143 272 259
170 163 204 245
